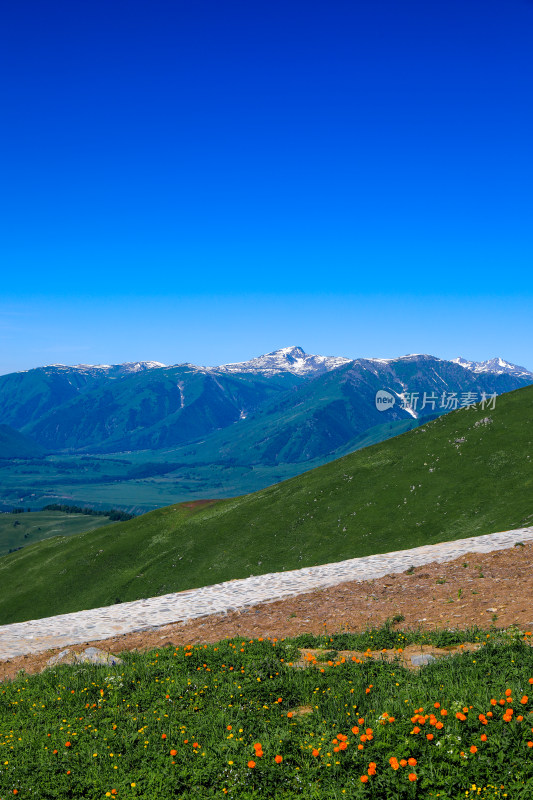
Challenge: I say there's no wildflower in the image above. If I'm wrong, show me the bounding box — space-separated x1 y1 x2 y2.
248 760 256 768
521 696 529 704
408 773 417 781
470 746 478 754
426 733 434 740
368 762 377 775
360 775 369 783
65 741 71 747
170 749 177 756
408 758 417 766
275 755 283 763
400 759 408 767
287 712 293 718
389 757 399 770
480 734 487 742
312 749 319 757
527 741 533 748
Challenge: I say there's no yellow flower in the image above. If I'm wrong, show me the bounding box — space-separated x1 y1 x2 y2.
131 783 136 788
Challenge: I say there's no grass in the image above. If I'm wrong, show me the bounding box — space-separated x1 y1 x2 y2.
0 385 531 624
0 418 422 515
0 511 114 557
2 624 533 798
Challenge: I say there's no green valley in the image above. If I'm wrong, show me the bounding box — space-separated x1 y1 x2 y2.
0 384 531 625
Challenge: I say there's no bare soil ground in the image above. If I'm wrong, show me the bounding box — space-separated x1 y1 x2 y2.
2 541 533 684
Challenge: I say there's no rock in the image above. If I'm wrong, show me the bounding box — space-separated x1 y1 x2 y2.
486 608 497 613
411 654 436 667
44 647 123 670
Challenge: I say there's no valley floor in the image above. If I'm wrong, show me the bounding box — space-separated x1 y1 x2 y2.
2 539 533 683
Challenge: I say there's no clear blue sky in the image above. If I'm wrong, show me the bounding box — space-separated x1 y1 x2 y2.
1 0 532 374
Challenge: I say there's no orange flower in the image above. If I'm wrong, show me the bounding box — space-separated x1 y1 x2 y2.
529 678 533 685
368 761 377 776
528 741 533 748
357 744 364 750
490 699 497 706
274 755 283 764
351 726 360 735
408 773 417 782
521 696 529 705
480 734 487 742
360 775 369 783
53 749 58 754
434 702 440 708
400 759 407 767
162 734 167 740
505 689 512 697
470 745 478 754
248 760 256 768
411 726 421 735
287 712 293 718
435 721 444 730
65 742 71 747
440 709 448 716
426 733 434 741
312 749 319 757
170 749 177 756
408 758 417 766
389 757 399 770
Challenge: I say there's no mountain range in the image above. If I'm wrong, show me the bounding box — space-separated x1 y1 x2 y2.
0 347 531 511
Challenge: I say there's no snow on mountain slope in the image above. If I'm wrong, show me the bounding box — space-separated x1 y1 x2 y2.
453 357 533 380
214 346 351 376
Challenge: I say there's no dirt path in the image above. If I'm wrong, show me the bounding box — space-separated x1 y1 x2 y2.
2 541 533 683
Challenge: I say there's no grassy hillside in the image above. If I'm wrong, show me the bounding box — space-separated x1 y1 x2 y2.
0 510 114 556
0 385 531 624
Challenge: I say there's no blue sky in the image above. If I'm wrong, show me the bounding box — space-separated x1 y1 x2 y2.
1 0 532 374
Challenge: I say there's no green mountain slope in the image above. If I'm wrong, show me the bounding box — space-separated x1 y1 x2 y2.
0 510 114 556
0 425 45 459
0 384 531 624
23 367 300 452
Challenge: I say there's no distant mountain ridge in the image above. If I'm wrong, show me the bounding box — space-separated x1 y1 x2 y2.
1 347 531 462
452 356 533 380
214 345 351 376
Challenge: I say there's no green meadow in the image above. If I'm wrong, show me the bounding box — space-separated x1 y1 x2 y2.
0 385 531 624
0 511 114 557
2 626 533 799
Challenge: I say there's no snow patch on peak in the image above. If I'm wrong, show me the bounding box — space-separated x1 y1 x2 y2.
214 346 351 377
454 356 533 379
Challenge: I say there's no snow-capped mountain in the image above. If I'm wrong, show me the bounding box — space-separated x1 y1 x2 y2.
40 361 167 375
215 346 351 376
453 357 533 380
